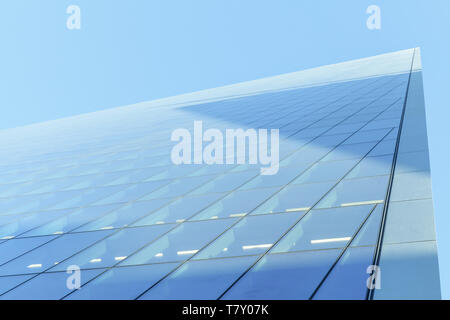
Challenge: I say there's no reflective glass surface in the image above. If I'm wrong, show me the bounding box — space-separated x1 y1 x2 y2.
0 51 439 300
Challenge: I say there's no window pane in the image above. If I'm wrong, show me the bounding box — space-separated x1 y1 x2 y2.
120 219 236 266
366 139 395 157
342 128 391 145
345 154 393 179
0 274 34 296
74 198 172 232
0 209 74 239
51 225 173 271
238 167 302 190
190 171 257 194
221 250 341 300
351 205 383 247
22 204 120 237
131 193 225 226
1 269 104 300
92 181 169 206
195 212 304 259
321 142 377 162
0 236 56 266
252 182 335 215
313 246 375 300
190 187 280 220
292 159 358 185
0 231 112 276
316 175 389 208
65 263 179 300
272 205 373 253
140 256 258 300
141 175 213 200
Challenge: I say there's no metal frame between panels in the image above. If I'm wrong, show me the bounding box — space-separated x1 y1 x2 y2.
366 48 417 300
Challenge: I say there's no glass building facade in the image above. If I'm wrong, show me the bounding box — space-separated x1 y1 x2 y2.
0 48 440 300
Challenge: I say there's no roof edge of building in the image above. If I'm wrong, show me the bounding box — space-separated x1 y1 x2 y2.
1 48 418 134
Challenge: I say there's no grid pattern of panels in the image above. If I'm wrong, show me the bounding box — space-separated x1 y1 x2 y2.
0 72 409 300
373 70 441 300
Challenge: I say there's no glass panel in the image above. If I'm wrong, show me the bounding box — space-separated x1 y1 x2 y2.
51 225 173 271
144 165 201 181
235 167 301 190
0 209 74 239
316 175 389 208
362 118 400 131
345 154 393 179
47 185 126 210
141 256 258 300
272 205 373 253
188 164 237 177
366 139 396 157
313 246 375 300
324 122 367 135
120 219 236 266
0 269 104 300
395 151 430 174
342 128 391 145
92 181 170 206
321 142 377 162
292 159 358 185
190 187 280 220
383 199 436 244
390 171 432 202
190 171 257 194
221 250 341 300
131 193 225 226
351 204 383 247
65 263 179 300
374 242 441 300
195 212 304 259
0 231 113 276
0 274 34 295
22 204 121 237
74 198 172 232
0 236 56 266
141 175 214 200
251 182 335 215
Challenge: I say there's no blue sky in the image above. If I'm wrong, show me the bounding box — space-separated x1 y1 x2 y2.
1 0 449 298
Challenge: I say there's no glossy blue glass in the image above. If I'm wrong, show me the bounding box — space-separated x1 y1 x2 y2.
251 182 335 215
190 187 280 220
0 235 56 266
0 230 112 276
22 204 121 236
1 269 104 300
74 198 172 232
221 250 341 300
292 159 358 184
0 58 438 300
345 154 393 179
51 225 173 271
131 193 226 226
65 263 179 300
272 205 373 253
316 175 389 208
120 219 236 266
195 212 304 259
141 256 259 300
313 246 375 300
